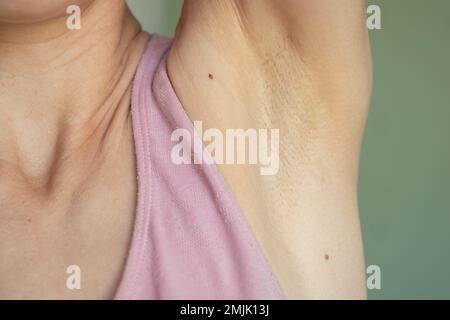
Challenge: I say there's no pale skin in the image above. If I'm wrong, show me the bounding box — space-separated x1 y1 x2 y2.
0 0 372 299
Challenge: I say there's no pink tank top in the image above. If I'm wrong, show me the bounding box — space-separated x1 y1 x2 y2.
113 35 285 300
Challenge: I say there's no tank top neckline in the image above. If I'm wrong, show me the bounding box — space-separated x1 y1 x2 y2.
112 34 285 300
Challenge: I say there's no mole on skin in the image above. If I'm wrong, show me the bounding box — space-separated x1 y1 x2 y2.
208 73 214 80
325 254 330 261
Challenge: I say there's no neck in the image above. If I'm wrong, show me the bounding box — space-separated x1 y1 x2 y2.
0 0 149 190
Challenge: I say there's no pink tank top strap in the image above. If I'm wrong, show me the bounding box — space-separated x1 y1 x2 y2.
114 34 285 300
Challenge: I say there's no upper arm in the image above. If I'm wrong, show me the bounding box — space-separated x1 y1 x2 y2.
177 0 372 108
168 0 372 299
171 0 372 179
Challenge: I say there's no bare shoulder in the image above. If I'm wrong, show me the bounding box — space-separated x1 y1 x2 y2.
167 0 372 299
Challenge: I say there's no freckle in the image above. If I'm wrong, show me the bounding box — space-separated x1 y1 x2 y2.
325 254 330 261
208 73 214 80
26 217 32 223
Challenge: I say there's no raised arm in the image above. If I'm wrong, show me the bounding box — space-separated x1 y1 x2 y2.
173 0 371 103
168 0 372 299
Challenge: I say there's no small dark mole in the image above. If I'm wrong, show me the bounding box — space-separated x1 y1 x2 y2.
325 254 330 261
26 217 32 223
208 73 214 80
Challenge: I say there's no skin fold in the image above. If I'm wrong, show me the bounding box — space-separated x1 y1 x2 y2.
0 0 372 299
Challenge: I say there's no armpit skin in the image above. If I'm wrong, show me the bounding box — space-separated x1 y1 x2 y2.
168 0 372 299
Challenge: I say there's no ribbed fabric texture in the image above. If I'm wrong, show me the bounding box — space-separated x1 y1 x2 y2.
113 35 285 300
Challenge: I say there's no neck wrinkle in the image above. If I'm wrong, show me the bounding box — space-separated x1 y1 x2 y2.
0 0 150 190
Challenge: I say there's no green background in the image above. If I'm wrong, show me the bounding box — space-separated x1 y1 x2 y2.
126 0 450 299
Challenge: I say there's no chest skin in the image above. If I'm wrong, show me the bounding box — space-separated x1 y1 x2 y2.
0 119 137 300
